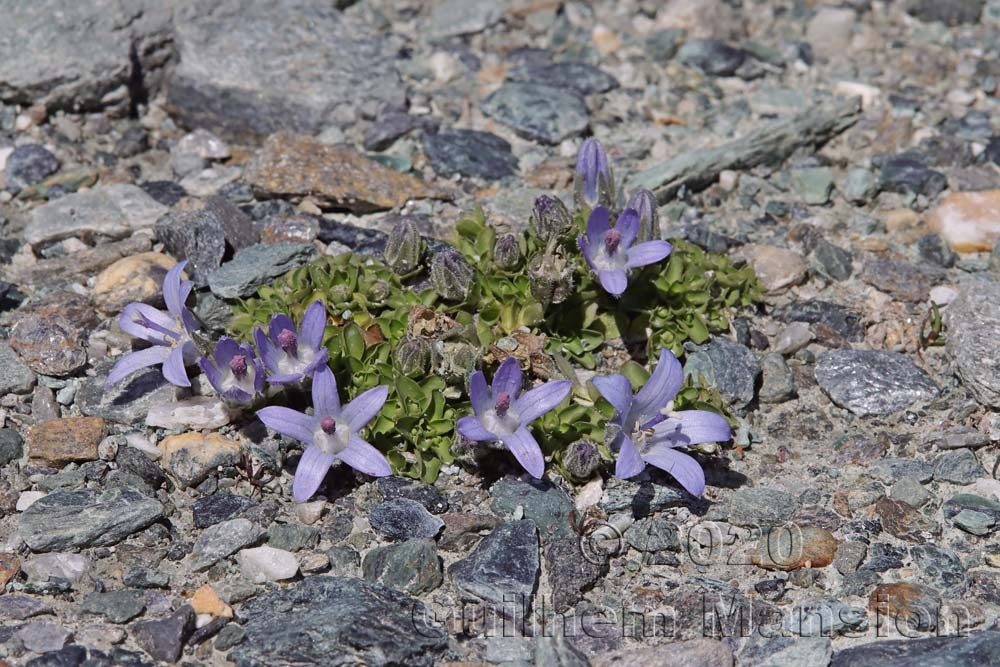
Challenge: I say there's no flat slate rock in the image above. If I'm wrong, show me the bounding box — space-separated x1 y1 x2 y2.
19 486 163 552
830 630 1000 666
207 242 314 298
449 520 539 608
683 337 761 410
231 576 447 667
23 184 168 246
815 349 939 417
167 0 405 140
507 61 619 95
423 130 519 180
481 82 589 144
78 362 179 425
945 279 1000 408
245 133 450 213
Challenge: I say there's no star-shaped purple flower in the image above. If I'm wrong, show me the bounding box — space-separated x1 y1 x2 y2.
199 337 264 406
254 300 330 385
579 206 673 297
592 348 731 497
457 357 572 478
106 260 200 388
256 366 391 502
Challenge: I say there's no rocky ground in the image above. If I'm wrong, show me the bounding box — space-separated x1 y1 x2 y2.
2 0 1000 665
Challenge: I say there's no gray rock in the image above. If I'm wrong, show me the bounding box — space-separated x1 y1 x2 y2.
918 233 958 268
429 0 504 37
906 0 984 25
790 167 835 205
191 518 265 571
22 553 90 585
646 28 685 62
374 476 448 514
231 576 447 667
945 280 1000 408
952 509 995 535
214 624 246 651
326 546 361 576
782 598 867 637
0 594 53 621
124 567 171 589
815 349 939 416
861 257 945 303
811 240 854 281
207 242 314 298
370 498 444 541
450 521 539 611
24 184 167 246
423 130 518 181
544 537 606 614
508 61 619 95
533 636 591 667
362 539 442 594
740 634 832 667
0 0 172 113
17 621 71 653
155 196 259 286
677 39 746 76
843 167 878 203
834 541 868 575
78 361 178 425
933 448 984 484
19 486 163 552
490 477 575 542
683 337 761 410
0 428 23 466
130 605 194 663
481 82 589 144
267 523 319 552
890 477 932 508
830 632 1000 667
0 340 36 394
193 492 258 529
870 458 934 484
772 300 864 342
168 1 404 140
81 590 146 624
728 487 799 527
599 477 689 517
924 426 990 450
758 353 796 403
625 515 681 553
910 544 967 596
943 493 1000 524
5 144 59 194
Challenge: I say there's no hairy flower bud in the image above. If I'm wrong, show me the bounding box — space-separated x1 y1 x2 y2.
529 195 573 241
384 218 423 276
393 337 432 377
528 252 574 308
430 249 475 301
573 138 614 211
435 340 482 384
626 189 660 243
492 233 522 270
563 439 601 482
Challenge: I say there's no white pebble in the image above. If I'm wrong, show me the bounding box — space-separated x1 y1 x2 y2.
16 491 47 511
238 546 299 583
125 432 161 460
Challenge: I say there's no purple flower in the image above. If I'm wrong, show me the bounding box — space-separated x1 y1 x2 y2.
578 206 673 297
457 357 572 478
574 137 614 210
256 366 391 502
199 337 264 406
106 260 200 388
592 349 731 497
253 300 330 384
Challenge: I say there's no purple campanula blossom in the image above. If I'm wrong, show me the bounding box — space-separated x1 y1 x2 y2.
256 366 391 502
199 337 264 406
592 349 731 497
457 357 572 478
253 300 330 385
573 137 614 210
106 260 200 388
578 205 673 297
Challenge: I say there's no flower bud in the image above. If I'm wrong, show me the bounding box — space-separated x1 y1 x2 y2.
384 218 423 275
430 249 475 301
626 189 660 243
529 195 573 241
528 252 574 308
492 233 522 270
368 279 390 302
563 439 601 482
573 138 614 211
393 337 432 377
435 340 481 384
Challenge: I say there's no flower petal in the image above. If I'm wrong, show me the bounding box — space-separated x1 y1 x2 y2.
469 370 490 416
592 373 634 417
105 346 170 387
642 445 705 497
578 234 599 271
341 385 389 431
457 415 497 441
269 313 297 343
299 300 327 350
514 380 572 424
491 356 522 399
632 348 683 428
338 435 392 477
198 357 224 393
254 327 279 373
292 445 335 503
650 410 732 447
257 406 315 445
586 205 611 241
252 358 266 393
615 208 640 248
161 346 191 387
163 261 191 317
311 366 341 418
301 348 330 378
266 372 304 385
119 303 176 344
220 386 254 406
499 427 545 478
615 434 647 479
625 240 673 270
597 269 627 296
213 337 242 366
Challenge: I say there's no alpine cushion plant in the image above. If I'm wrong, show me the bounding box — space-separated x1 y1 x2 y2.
106 260 201 388
256 366 391 502
592 348 731 496
579 205 673 297
199 337 264 406
457 357 572 478
254 300 330 384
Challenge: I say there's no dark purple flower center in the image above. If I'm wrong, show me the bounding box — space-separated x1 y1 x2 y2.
495 391 511 416
604 229 621 254
320 416 337 434
277 328 298 356
229 354 248 378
